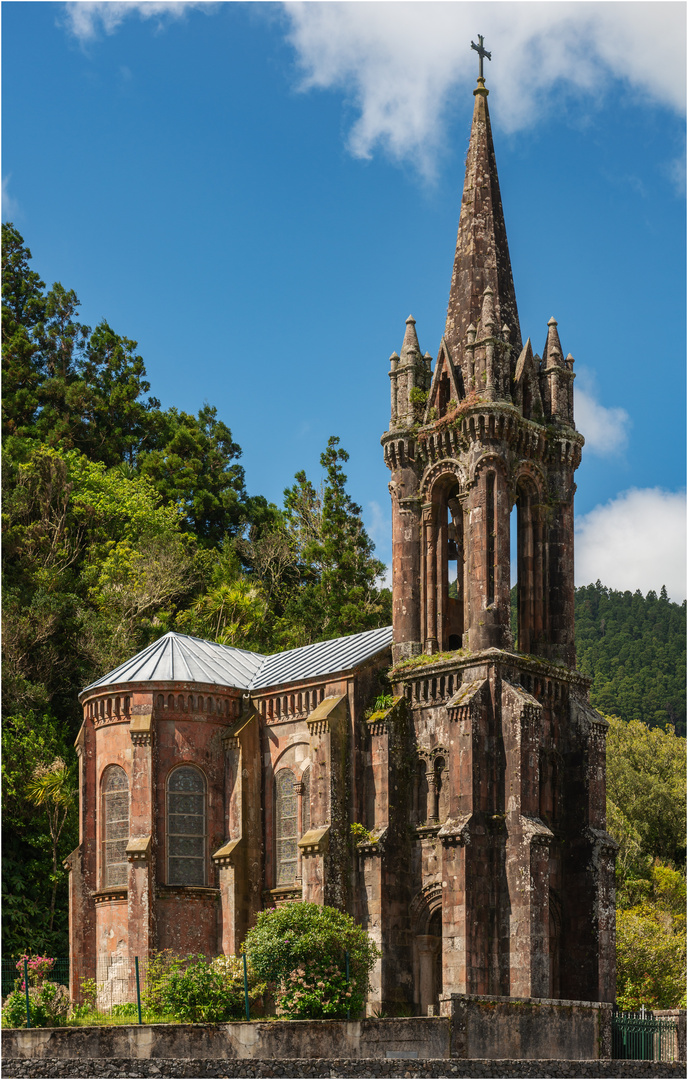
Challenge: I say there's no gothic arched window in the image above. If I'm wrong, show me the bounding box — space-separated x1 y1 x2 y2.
102 766 129 887
167 766 206 886
275 769 298 885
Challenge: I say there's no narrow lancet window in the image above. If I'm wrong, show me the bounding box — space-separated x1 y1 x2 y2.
102 766 129 887
275 770 298 885
167 766 206 886
486 472 496 606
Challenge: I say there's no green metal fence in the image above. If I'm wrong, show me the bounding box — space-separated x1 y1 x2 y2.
2 958 70 1000
1 953 256 1027
612 1008 679 1062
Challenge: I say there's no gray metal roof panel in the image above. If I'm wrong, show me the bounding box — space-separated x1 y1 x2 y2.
81 626 393 696
82 632 266 693
248 625 393 690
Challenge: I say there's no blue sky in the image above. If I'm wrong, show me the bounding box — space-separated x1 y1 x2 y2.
3 1 686 600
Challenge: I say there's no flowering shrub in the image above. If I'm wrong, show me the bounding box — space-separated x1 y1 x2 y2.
14 955 55 988
277 959 359 1019
2 982 70 1028
243 902 379 1019
155 953 264 1023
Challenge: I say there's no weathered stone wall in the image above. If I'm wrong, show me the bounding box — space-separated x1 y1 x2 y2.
442 993 611 1060
3 1057 685 1079
2 1018 450 1062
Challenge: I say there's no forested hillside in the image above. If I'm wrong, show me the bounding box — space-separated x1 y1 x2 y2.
2 227 686 1008
576 582 686 735
509 583 686 735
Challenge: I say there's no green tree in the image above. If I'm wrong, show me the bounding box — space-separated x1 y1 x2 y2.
606 716 686 871
2 714 77 956
615 864 686 1010
139 404 248 544
605 715 686 1009
277 437 389 645
1 224 46 441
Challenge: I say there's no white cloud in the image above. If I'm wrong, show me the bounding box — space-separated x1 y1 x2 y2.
2 175 19 220
60 3 686 173
63 2 217 43
574 371 630 456
575 488 686 602
279 2 686 172
366 499 390 549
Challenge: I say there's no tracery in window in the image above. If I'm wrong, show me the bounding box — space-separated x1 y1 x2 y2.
275 769 298 885
102 766 129 887
167 766 206 886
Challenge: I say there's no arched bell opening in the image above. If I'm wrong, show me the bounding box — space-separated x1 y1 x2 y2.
512 476 545 656
423 475 465 653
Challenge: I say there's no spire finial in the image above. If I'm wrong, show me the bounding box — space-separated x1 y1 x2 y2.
471 34 491 81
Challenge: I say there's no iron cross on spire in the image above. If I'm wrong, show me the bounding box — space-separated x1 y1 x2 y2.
471 34 491 79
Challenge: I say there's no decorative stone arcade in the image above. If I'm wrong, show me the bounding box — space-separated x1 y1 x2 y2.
382 71 616 1010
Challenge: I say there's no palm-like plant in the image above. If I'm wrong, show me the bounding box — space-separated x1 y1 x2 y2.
25 759 76 932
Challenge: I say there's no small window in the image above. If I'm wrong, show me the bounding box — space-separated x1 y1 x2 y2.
167 766 206 886
275 770 298 885
301 767 311 836
102 766 129 887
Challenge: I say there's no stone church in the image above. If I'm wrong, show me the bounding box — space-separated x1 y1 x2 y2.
67 71 616 1015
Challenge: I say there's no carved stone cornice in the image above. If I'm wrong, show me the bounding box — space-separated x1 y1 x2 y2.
129 714 152 746
212 838 241 867
126 836 151 862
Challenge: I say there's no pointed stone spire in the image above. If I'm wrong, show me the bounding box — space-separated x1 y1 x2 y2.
444 77 522 371
543 316 564 368
400 315 422 361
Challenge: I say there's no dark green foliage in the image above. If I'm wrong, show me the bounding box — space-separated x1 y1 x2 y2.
150 954 264 1023
276 437 390 645
508 581 686 735
138 404 248 545
575 581 686 735
243 902 379 1018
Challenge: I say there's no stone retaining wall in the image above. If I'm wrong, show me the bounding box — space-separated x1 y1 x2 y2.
2 1056 685 1079
3 1019 449 1063
442 994 611 1060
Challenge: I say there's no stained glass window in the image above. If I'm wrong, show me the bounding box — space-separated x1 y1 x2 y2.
167 766 206 886
275 770 297 885
103 766 129 887
301 767 311 837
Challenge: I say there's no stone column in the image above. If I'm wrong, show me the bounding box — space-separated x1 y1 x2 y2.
68 718 97 1001
501 680 553 997
213 712 262 954
127 711 155 962
424 503 438 653
300 696 348 908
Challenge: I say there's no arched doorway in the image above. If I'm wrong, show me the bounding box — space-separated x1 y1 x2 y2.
413 894 443 1015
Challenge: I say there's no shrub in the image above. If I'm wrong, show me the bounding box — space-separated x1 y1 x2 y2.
156 954 264 1023
243 902 379 1019
2 982 70 1028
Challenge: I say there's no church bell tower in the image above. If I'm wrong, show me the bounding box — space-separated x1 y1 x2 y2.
382 59 616 1009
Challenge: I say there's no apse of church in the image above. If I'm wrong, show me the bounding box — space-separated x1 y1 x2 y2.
67 59 616 1019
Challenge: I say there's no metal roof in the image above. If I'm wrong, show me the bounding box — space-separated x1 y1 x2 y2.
82 633 266 694
82 626 393 696
249 624 393 690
